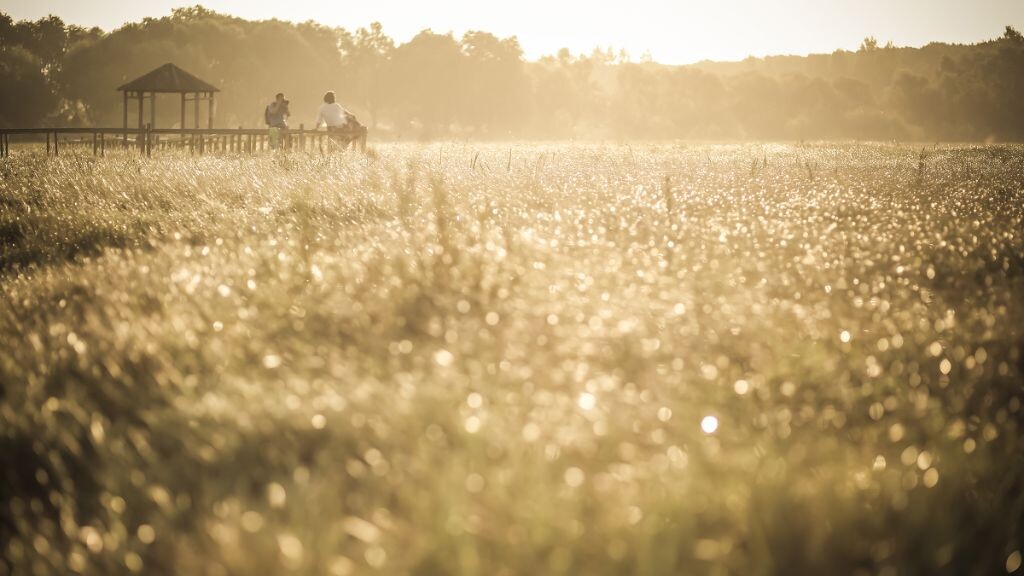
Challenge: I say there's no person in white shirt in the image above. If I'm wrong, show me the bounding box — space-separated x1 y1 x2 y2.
316 91 353 130
315 91 366 150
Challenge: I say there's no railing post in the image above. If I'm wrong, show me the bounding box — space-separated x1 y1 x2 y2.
145 123 152 157
54 131 59 157
100 132 105 157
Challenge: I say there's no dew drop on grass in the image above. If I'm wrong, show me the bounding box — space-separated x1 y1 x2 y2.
267 483 286 508
701 416 719 434
657 407 673 422
564 467 585 487
241 511 265 533
577 392 596 411
137 524 155 544
277 533 303 563
940 358 952 375
1007 550 1022 573
434 349 454 367
873 455 886 471
522 422 541 442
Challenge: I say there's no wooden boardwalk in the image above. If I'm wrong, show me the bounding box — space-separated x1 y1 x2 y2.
0 125 368 158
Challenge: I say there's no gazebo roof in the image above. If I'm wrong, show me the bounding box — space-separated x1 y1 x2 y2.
117 63 219 94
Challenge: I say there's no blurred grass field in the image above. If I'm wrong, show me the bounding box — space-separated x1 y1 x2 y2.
1 143 1023 576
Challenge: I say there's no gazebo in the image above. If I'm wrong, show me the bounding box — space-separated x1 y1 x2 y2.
117 63 219 136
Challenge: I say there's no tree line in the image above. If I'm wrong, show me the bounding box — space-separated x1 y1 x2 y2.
1 6 1022 141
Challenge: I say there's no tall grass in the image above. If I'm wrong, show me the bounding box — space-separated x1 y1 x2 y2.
1 143 1023 576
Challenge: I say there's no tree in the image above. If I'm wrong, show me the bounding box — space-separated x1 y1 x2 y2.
460 31 529 133
0 14 69 71
60 8 345 127
859 36 879 52
340 22 395 128
0 47 59 127
390 30 466 134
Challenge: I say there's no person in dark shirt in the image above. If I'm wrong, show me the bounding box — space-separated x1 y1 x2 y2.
265 93 290 149
265 93 290 128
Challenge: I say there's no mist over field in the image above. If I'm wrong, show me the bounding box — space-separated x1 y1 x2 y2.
3 4 1024 576
1 7 1023 140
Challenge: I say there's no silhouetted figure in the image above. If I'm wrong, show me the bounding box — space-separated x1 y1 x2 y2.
265 92 290 149
316 91 366 151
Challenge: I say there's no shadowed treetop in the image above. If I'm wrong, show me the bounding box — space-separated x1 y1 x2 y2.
117 63 219 94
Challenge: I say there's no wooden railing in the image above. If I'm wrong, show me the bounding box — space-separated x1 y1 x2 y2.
0 124 368 158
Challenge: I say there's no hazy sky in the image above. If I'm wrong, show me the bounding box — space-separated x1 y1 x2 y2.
4 0 1023 64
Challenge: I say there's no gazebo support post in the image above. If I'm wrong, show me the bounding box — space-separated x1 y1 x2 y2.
193 92 199 129
123 90 128 147
150 91 156 131
137 92 144 152
208 92 214 129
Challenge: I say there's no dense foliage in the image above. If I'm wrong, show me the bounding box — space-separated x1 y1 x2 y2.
2 8 1024 140
0 8 1023 140
1 143 1023 575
